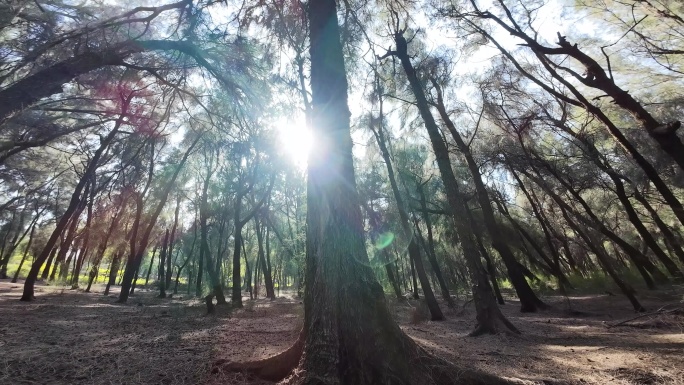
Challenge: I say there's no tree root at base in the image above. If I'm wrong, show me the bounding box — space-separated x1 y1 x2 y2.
211 328 305 382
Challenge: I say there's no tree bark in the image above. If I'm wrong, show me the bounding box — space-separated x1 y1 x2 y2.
117 135 200 303
367 85 444 319
388 32 516 333
11 224 35 283
432 83 546 312
255 215 276 299
232 3 518 383
21 99 128 301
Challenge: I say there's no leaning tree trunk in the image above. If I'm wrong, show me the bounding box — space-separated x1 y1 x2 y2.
389 32 516 334
71 183 96 289
0 209 28 278
559 205 645 312
219 3 518 384
11 225 35 283
367 93 444 319
104 251 122 296
21 104 126 301
432 86 547 312
117 135 200 303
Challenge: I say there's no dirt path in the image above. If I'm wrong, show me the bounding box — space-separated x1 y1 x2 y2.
0 280 681 385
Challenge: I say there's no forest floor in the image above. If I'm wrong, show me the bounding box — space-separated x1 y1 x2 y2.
0 280 682 385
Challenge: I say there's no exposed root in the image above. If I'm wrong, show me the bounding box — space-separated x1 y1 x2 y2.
469 315 520 337
212 328 304 382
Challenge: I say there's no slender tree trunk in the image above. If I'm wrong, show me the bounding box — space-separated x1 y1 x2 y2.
255 215 275 299
366 88 443 320
409 250 419 299
416 184 456 307
389 32 516 333
231 221 243 306
21 106 125 301
176 218 198 294
559 205 645 312
475 234 505 305
144 244 159 287
634 191 684 266
159 229 169 298
11 225 35 283
167 194 181 288
50 206 84 282
0 209 28 278
432 86 546 312
117 135 199 303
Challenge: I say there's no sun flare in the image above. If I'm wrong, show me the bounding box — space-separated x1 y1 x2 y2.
278 118 312 169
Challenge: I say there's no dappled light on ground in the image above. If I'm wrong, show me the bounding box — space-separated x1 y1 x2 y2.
1 280 682 385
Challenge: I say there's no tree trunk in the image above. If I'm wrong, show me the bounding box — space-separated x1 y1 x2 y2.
0 209 28 278
167 193 181 288
226 4 518 382
416 184 456 306
104 252 122 296
390 32 516 333
21 105 126 301
231 221 244 306
474 232 505 305
159 229 169 298
117 135 199 303
432 85 546 312
366 87 443 319
408 249 420 299
11 225 35 283
144 244 159 287
559 205 645 312
255 215 276 299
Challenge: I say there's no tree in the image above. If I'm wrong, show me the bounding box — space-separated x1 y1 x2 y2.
225 1 517 383
379 21 518 333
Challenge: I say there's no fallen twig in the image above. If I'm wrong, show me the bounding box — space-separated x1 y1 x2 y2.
607 304 682 328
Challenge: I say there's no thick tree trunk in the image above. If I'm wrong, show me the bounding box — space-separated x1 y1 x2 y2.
229 4 517 383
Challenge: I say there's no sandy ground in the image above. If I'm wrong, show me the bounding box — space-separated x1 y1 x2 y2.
0 280 681 385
